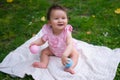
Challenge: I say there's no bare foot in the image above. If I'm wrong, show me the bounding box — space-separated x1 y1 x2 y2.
64 68 75 74
32 62 47 68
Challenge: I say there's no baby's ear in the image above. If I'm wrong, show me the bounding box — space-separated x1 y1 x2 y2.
47 21 51 26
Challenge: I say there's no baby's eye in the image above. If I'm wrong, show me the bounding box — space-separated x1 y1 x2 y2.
62 17 66 19
54 18 58 20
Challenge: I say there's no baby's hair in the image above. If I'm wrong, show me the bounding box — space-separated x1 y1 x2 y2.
47 4 67 20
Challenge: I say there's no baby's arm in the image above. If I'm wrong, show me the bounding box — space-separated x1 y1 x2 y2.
63 33 73 56
30 37 45 47
62 32 73 65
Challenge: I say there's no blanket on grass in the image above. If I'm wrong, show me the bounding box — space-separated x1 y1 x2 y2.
0 29 120 80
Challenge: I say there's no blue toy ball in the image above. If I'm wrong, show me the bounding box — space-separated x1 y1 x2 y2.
65 58 73 68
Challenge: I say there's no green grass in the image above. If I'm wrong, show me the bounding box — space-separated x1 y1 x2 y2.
0 0 120 80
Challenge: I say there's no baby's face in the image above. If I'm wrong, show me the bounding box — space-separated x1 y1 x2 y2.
48 9 68 32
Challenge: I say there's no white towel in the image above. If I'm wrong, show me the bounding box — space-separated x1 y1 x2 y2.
0 29 120 80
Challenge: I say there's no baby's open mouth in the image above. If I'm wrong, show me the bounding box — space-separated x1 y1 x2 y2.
57 24 64 26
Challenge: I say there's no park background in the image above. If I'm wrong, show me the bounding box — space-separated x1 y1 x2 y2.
0 0 120 80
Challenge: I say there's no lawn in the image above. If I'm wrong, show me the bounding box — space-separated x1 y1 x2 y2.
0 0 120 80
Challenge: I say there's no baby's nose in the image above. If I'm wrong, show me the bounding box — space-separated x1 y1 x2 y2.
58 18 63 22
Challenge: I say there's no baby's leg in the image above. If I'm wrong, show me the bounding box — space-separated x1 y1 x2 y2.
32 47 53 68
64 48 79 74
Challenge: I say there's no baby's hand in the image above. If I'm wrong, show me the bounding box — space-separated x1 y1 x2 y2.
29 45 39 54
29 42 36 48
61 56 68 66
